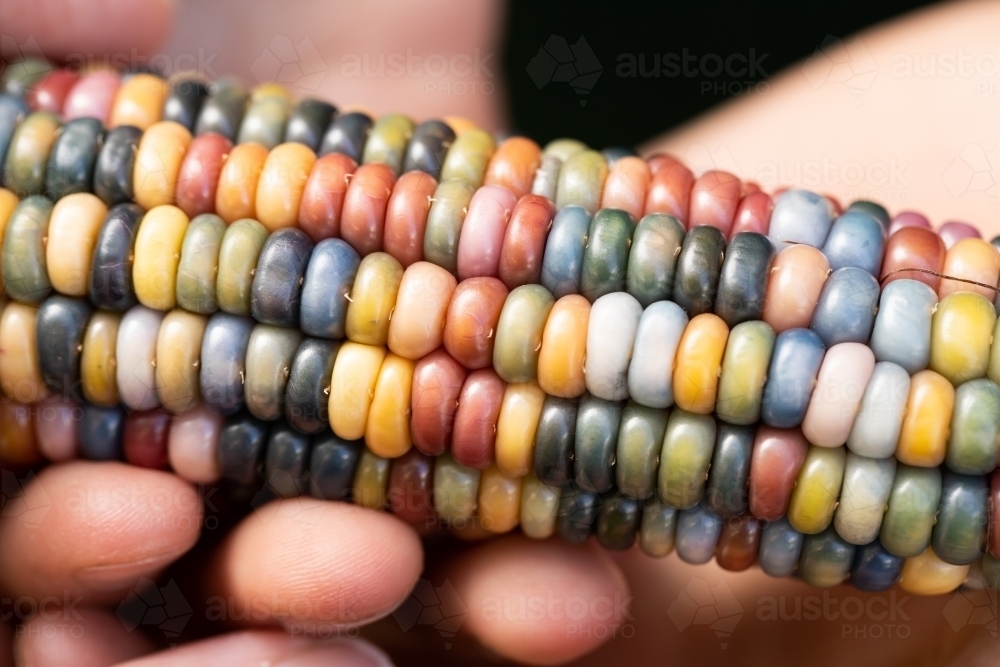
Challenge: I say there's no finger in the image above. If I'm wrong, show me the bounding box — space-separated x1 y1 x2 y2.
0 0 174 61
443 535 631 666
208 498 423 632
0 461 202 603
115 630 392 667
13 607 153 667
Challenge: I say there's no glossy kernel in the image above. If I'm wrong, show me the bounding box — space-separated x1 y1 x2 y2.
345 252 404 347
133 205 189 311
929 291 996 385
366 353 415 459
672 313 729 414
329 342 386 441
537 294 590 398
896 369 955 467
133 121 192 210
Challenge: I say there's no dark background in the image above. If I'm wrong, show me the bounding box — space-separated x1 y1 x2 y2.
503 0 936 149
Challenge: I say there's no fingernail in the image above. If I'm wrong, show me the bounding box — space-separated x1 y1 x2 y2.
277 638 395 667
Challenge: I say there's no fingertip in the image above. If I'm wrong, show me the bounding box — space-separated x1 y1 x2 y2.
0 462 203 602
215 499 423 630
447 536 632 665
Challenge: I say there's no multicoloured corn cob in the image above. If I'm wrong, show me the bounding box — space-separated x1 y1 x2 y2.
2 58 999 598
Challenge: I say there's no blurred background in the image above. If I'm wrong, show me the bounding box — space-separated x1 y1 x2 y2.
162 0 935 146
502 0 937 148
155 0 998 229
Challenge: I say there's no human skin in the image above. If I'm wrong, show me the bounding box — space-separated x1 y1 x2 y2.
163 0 508 133
1 1 999 665
642 0 1000 237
